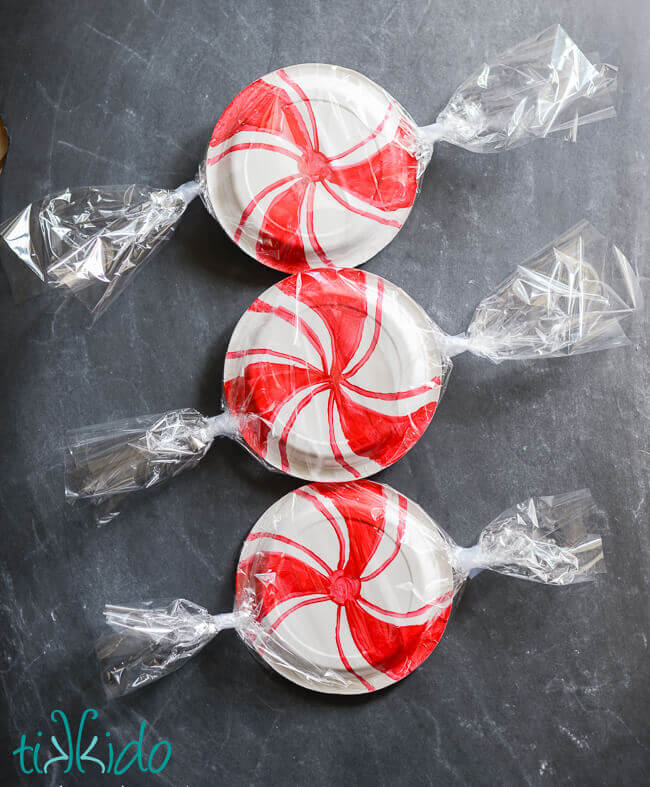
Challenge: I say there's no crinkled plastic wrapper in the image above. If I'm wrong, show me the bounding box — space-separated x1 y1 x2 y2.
1 25 617 318
63 221 640 520
97 481 606 696
0 183 199 309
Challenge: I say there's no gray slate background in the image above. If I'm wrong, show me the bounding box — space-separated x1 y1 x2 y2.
0 0 648 784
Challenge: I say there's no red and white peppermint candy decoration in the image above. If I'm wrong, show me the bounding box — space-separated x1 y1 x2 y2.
235 480 454 694
223 268 443 481
205 64 421 273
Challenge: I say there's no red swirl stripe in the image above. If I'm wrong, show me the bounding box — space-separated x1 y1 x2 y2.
238 482 452 692
208 71 418 271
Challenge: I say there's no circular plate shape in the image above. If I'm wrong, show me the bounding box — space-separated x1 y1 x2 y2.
223 268 443 481
235 480 454 694
205 64 421 273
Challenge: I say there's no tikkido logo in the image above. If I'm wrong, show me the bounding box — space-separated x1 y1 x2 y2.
12 709 172 776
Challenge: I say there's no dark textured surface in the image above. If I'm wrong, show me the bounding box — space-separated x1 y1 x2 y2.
0 1 648 785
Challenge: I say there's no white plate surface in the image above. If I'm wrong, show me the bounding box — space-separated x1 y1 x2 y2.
235 481 454 694
223 268 443 481
205 64 421 272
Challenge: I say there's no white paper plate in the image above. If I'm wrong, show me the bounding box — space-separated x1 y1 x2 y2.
205 64 421 272
235 481 454 694
223 268 443 481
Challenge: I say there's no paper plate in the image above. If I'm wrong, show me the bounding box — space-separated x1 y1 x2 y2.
235 480 454 694
205 64 421 273
223 268 443 481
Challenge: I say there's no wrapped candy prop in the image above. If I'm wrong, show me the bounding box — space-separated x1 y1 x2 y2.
97 481 605 696
1 26 617 318
64 221 640 515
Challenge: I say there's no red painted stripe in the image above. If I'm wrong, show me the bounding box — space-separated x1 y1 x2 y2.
357 595 453 619
305 184 332 266
344 279 384 378
207 142 302 167
234 175 300 242
341 378 439 401
327 391 363 479
295 487 347 571
321 180 401 228
278 68 319 150
329 104 392 161
226 347 325 375
269 595 328 632
247 531 333 577
361 493 407 581
278 383 330 472
249 300 329 371
335 607 374 692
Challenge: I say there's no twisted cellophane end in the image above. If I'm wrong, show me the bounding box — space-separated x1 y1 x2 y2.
420 25 617 152
448 220 641 363
454 489 606 585
0 180 200 319
64 409 236 519
98 600 245 697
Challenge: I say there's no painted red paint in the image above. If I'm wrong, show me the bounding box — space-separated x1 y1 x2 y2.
208 71 419 271
224 269 440 477
236 481 452 691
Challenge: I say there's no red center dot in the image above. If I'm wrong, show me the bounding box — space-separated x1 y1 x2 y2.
329 570 361 605
299 150 332 182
